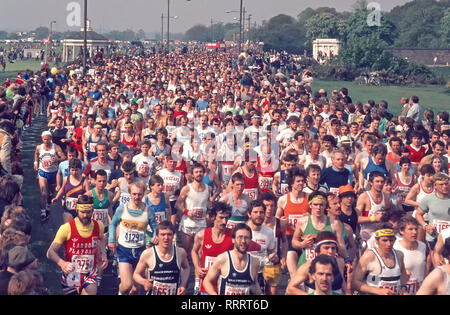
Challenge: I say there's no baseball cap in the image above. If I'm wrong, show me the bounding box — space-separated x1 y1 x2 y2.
338 184 356 198
8 246 36 270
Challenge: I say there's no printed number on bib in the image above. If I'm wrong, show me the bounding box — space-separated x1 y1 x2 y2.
223 165 233 176
433 219 450 234
151 281 177 295
305 248 317 261
120 194 131 205
204 256 216 269
288 214 304 231
380 281 399 295
124 231 144 245
244 188 257 201
259 177 273 190
191 208 205 220
42 157 54 169
224 285 249 295
404 280 419 295
330 187 339 196
92 209 108 226
66 271 80 287
65 197 78 211
155 212 166 224
72 255 94 274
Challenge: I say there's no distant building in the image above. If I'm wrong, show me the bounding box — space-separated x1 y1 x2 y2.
313 39 341 64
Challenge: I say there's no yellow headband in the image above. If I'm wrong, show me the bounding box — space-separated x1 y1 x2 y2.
375 229 395 238
310 195 326 203
77 203 94 211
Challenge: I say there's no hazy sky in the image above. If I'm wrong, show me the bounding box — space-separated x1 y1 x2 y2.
0 0 413 34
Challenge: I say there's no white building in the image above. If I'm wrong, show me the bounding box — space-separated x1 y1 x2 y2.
313 39 341 63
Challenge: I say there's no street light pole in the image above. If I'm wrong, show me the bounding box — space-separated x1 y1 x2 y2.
239 0 243 53
161 13 164 47
167 0 170 51
83 0 87 75
248 14 251 43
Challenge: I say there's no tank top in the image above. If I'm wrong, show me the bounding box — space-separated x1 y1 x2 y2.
436 266 450 295
117 179 134 206
145 193 167 225
304 154 325 170
338 207 359 235
122 134 138 150
92 188 109 228
87 133 103 158
221 161 235 186
159 169 182 202
155 142 168 156
284 192 311 235
278 170 289 196
366 249 402 295
202 170 214 190
64 219 100 288
218 251 254 295
363 156 389 180
148 245 180 295
393 240 426 295
39 143 58 173
257 157 276 193
63 176 86 213
396 173 416 211
200 228 233 294
240 167 259 201
226 192 249 229
118 203 149 248
298 216 333 267
360 191 386 241
417 181 434 204
181 184 209 228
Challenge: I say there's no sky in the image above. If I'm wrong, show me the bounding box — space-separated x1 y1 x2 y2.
0 0 414 34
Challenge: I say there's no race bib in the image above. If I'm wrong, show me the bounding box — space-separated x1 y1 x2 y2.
89 142 97 152
191 207 205 220
259 177 273 190
305 247 317 261
204 256 216 269
72 254 94 274
42 157 54 169
330 187 339 196
380 280 400 295
404 280 420 295
155 212 166 224
223 165 233 176
65 197 78 211
224 285 249 295
288 214 305 231
151 281 177 295
120 228 145 247
243 188 257 201
164 184 175 193
66 271 80 287
280 184 289 195
92 208 108 227
139 163 150 174
120 193 131 205
433 219 450 234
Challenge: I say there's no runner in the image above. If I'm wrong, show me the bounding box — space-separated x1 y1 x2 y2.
272 153 297 198
132 140 157 187
191 201 233 295
202 223 262 295
46 195 107 295
34 130 66 222
352 224 409 295
51 158 88 223
219 172 249 230
108 182 156 295
417 238 450 295
228 152 260 202
275 166 311 278
112 161 144 209
133 221 190 295
286 231 347 295
156 157 183 226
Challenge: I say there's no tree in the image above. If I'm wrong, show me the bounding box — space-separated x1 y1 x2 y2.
441 8 450 48
184 24 209 42
34 27 50 40
136 29 146 40
0 31 7 39
305 13 347 43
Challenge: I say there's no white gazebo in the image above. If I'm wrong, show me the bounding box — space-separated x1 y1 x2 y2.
313 39 341 63
62 21 109 63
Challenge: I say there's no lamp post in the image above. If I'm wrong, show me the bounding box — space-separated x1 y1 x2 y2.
226 1 245 52
83 0 87 75
161 13 178 50
46 20 56 64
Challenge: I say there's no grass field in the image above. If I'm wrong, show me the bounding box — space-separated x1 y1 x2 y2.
312 78 450 116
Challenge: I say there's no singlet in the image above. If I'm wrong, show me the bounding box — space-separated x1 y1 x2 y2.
39 143 58 173
202 170 214 190
218 251 255 295
143 128 157 143
159 169 182 202
305 258 344 294
148 245 180 295
86 133 103 159
64 219 100 288
155 142 169 156
240 167 259 201
63 176 86 213
393 240 426 295
436 266 450 295
181 184 209 229
396 173 416 211
278 170 290 196
117 203 149 248
221 161 235 186
417 181 434 204
226 193 249 229
117 179 134 207
145 193 167 225
363 156 389 180
406 144 426 164
122 134 138 151
338 207 359 235
257 157 276 193
366 248 402 295
298 216 333 267
92 188 110 229
304 154 326 170
360 191 386 241
200 228 233 294
284 192 311 235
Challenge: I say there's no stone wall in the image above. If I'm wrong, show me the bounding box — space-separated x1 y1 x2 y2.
390 49 450 66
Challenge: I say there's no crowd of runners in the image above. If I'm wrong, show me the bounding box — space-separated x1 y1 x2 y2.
0 45 450 295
